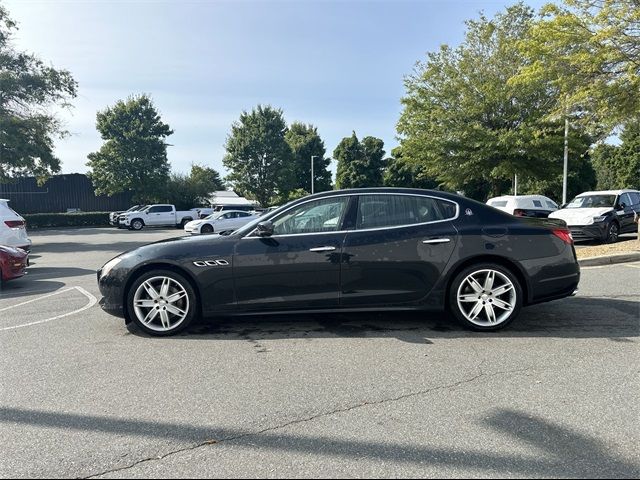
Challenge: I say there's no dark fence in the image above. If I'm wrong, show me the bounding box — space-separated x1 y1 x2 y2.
0 174 134 214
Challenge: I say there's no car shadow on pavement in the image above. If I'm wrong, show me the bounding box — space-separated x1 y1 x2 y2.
0 406 636 478
127 296 639 343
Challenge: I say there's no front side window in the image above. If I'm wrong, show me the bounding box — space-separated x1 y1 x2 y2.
356 194 456 230
270 197 350 235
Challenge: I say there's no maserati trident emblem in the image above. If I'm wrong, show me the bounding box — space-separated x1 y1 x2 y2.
465 208 473 216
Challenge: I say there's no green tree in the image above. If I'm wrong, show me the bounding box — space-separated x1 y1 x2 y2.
397 4 573 198
513 0 640 137
223 105 293 206
164 164 225 209
285 122 332 193
0 6 77 182
591 143 620 190
334 132 386 189
591 121 640 190
615 120 640 189
383 147 439 189
87 95 173 203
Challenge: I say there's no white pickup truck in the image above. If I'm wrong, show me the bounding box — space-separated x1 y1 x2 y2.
118 204 196 231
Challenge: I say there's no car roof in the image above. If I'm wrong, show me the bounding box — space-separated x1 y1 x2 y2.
577 189 639 196
304 187 465 202
487 195 553 201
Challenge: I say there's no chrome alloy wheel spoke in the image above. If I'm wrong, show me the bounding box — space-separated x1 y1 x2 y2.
456 269 516 327
133 276 190 332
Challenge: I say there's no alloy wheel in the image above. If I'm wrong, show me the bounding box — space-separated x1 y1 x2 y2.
456 269 516 327
607 223 619 243
132 276 190 332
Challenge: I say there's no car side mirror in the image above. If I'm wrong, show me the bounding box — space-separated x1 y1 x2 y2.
619 202 626 210
256 221 274 237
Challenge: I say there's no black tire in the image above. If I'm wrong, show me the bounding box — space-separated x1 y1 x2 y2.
200 224 214 234
126 269 198 336
130 219 144 231
178 218 192 229
605 221 619 244
448 263 523 331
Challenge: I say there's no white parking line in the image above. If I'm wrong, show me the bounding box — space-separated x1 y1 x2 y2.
0 287 97 332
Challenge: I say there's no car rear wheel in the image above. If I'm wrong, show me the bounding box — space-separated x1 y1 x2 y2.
449 263 523 331
201 224 214 234
127 270 198 336
605 221 619 243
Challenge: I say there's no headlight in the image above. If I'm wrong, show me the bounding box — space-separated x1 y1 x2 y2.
593 216 607 223
101 257 123 278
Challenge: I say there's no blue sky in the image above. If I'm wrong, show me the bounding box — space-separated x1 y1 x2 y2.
5 0 545 179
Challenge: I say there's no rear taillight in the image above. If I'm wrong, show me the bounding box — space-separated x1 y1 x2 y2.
513 209 526 217
4 220 25 228
552 228 573 244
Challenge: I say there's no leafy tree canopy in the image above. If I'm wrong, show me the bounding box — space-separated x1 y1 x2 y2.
0 5 77 183
285 122 332 193
398 4 578 198
223 105 292 207
383 146 439 189
163 164 225 210
334 132 386 189
591 120 640 190
86 95 173 203
512 0 640 137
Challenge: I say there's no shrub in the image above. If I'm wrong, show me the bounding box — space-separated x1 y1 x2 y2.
23 212 111 229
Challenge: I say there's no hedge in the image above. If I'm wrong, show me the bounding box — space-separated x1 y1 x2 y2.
23 212 111 229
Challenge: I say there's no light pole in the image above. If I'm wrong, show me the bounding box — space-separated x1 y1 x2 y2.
311 155 318 194
562 117 569 205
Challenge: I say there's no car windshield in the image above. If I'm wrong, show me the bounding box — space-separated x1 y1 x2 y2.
566 195 616 209
204 213 225 221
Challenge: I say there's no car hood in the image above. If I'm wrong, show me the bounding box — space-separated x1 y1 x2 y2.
185 220 204 228
549 207 614 225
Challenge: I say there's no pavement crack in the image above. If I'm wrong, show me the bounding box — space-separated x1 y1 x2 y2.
83 366 532 479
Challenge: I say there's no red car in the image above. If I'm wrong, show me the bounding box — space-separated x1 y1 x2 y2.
0 245 28 288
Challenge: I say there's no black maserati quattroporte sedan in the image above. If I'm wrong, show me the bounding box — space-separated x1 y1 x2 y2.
98 188 580 336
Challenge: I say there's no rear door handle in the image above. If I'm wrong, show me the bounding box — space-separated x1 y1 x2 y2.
422 238 451 245
309 246 336 252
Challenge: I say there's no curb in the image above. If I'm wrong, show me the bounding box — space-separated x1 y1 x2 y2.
578 251 640 267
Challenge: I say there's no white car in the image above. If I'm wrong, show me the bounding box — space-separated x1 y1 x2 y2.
486 195 558 218
184 210 257 235
549 189 640 243
0 199 32 251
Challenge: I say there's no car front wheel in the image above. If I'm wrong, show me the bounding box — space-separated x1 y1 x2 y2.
130 219 144 231
449 263 523 331
605 221 619 243
201 224 214 234
127 270 198 336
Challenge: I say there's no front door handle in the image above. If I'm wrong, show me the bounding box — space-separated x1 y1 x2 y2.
309 246 336 252
422 238 451 245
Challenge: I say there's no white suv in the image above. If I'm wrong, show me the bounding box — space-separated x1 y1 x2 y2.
486 195 559 218
0 199 32 251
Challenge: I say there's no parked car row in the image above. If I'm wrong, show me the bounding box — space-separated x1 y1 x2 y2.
0 199 30 288
486 189 640 243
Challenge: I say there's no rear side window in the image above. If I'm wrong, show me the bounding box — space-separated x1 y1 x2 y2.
532 200 543 208
356 194 457 230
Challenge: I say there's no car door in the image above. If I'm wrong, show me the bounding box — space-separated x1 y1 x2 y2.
145 205 171 226
617 193 637 232
233 196 353 310
341 193 459 307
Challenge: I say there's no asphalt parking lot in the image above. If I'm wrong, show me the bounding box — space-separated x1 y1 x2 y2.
1 228 639 478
